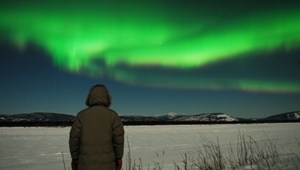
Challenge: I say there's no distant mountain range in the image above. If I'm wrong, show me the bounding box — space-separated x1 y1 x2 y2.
120 112 239 123
0 111 299 126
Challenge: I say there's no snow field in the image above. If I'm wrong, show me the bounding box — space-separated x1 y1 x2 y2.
0 123 299 170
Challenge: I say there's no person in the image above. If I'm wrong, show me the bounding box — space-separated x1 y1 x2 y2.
69 84 125 170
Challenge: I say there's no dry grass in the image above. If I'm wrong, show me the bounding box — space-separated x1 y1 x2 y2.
125 134 300 170
63 134 299 170
61 151 67 170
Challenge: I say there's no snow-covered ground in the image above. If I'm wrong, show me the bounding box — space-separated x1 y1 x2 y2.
0 123 299 170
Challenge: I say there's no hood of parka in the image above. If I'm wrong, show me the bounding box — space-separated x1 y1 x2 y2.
85 84 111 107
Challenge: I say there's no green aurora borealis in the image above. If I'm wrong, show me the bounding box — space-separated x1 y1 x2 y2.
1 0 300 93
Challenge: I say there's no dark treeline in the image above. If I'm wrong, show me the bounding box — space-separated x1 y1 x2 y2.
0 120 299 127
0 121 73 127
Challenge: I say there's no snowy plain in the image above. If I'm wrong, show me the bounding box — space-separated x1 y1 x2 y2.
0 123 299 170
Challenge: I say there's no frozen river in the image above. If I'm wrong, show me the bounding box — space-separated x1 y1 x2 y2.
0 123 299 170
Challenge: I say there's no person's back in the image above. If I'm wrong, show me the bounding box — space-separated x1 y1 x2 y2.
69 84 125 170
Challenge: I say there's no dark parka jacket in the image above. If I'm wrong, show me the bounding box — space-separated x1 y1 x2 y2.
69 85 124 170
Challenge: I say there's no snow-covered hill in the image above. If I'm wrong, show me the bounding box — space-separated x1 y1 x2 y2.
262 111 300 121
172 113 238 122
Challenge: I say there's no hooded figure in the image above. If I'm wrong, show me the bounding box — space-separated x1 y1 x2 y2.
69 84 124 170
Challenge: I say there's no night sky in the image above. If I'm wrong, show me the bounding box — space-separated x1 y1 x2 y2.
0 0 300 118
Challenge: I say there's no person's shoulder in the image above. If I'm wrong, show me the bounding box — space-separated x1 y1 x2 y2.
76 106 120 118
75 107 91 117
107 108 119 116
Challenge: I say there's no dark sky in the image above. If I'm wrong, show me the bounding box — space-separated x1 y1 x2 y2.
0 0 300 118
